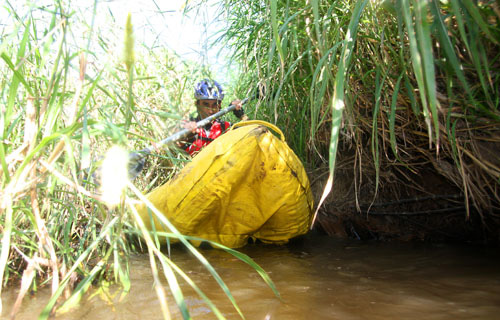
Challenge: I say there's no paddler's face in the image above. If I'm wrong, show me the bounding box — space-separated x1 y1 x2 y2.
196 99 221 118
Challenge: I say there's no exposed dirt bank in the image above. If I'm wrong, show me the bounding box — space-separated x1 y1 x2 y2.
309 158 500 246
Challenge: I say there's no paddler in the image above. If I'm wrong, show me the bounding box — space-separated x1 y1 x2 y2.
180 79 248 156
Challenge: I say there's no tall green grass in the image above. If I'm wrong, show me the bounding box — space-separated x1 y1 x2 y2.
213 0 500 219
0 1 278 319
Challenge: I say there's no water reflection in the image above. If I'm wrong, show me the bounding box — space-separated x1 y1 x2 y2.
3 233 500 319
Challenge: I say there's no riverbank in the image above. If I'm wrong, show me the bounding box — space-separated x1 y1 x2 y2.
310 164 500 245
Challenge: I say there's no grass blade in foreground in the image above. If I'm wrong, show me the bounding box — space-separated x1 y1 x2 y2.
311 0 368 228
39 217 119 320
145 231 281 301
127 181 247 319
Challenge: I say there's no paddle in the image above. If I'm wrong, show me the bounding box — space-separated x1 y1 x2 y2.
127 96 254 180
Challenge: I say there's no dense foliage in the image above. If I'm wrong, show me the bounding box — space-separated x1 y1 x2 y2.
215 0 500 225
0 1 276 318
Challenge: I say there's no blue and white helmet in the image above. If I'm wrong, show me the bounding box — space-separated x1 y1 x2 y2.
194 79 224 101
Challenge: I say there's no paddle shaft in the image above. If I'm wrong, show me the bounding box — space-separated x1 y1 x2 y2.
139 97 250 156
128 97 249 180
127 97 253 179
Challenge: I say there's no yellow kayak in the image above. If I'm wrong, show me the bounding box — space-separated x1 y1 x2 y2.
135 120 314 248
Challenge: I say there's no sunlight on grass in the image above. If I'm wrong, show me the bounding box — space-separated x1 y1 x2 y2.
100 146 129 207
0 1 278 319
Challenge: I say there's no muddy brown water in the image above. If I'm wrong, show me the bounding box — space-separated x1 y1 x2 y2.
2 233 500 319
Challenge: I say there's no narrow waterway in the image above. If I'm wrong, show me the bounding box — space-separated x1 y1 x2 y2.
3 233 500 319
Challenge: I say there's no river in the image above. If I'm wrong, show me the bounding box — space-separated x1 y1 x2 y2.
2 233 500 319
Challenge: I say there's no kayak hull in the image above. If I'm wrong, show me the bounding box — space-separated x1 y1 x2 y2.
136 121 314 248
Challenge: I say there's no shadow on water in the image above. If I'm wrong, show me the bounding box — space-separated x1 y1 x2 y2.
3 232 500 319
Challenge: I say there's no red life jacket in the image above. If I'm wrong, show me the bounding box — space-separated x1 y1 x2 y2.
185 120 231 156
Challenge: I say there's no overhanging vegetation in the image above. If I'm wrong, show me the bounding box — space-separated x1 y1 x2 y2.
215 0 500 240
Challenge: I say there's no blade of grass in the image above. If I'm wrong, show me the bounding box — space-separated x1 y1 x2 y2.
124 13 135 130
371 66 387 202
311 0 368 227
0 194 13 315
400 0 432 145
127 181 246 319
4 19 30 139
413 0 440 149
270 0 285 76
161 255 227 319
127 199 185 319
57 249 112 314
129 230 281 301
12 123 81 182
39 217 119 320
389 71 404 160
430 0 471 99
309 43 342 134
449 0 494 109
461 0 498 45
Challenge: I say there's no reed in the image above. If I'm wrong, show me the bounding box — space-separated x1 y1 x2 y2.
0 2 277 319
214 0 500 226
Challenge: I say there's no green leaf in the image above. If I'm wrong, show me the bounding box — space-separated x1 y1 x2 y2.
389 72 404 160
311 0 368 227
461 0 498 44
270 0 285 74
413 0 440 147
40 218 120 319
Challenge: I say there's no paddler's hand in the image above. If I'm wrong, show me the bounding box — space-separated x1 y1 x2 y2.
232 99 242 110
182 120 198 133
231 100 248 121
